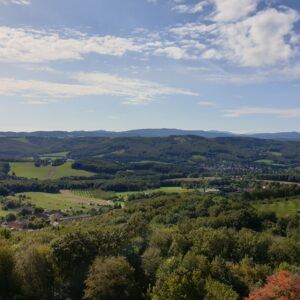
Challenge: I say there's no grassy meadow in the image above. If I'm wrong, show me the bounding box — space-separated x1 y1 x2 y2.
8 191 112 212
116 186 191 198
39 151 69 160
9 161 95 180
255 197 300 217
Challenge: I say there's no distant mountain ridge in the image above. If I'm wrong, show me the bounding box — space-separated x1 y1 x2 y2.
0 129 299 140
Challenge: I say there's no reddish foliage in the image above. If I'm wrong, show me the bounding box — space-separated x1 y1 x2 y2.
246 271 300 300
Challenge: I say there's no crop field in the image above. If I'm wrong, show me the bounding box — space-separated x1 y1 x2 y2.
8 191 112 212
9 161 95 180
255 197 300 217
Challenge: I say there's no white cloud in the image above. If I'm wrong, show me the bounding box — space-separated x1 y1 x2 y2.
214 7 300 66
22 100 50 105
172 1 208 14
224 107 300 118
0 27 141 63
154 46 189 60
0 2 299 72
0 73 197 104
168 6 300 67
0 0 31 5
198 101 217 106
171 0 259 20
210 0 260 22
169 23 216 38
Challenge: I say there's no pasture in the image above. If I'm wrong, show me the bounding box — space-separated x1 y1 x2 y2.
8 191 112 212
116 186 191 198
255 197 300 217
39 151 69 160
70 189 116 200
9 161 95 180
165 177 221 183
254 160 285 167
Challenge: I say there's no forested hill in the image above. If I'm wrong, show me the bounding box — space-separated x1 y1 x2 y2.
0 129 233 138
1 136 300 166
0 129 300 140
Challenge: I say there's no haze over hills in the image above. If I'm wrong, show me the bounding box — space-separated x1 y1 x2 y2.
0 129 300 140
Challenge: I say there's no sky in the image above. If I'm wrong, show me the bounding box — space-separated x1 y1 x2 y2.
0 0 300 133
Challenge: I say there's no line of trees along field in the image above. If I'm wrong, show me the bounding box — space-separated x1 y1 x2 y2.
0 193 300 299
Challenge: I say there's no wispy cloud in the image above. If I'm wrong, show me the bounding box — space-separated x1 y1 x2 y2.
192 62 300 84
0 73 197 104
172 1 208 14
0 0 299 84
0 27 141 63
22 100 50 105
224 107 300 118
198 101 217 107
0 0 31 5
169 6 300 67
1 1 299 70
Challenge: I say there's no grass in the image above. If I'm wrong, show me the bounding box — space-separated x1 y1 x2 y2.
191 155 206 161
166 177 221 182
134 160 172 165
116 187 191 198
255 159 274 165
255 197 300 217
255 160 285 167
8 191 112 212
9 161 95 180
0 210 12 217
39 151 69 160
71 189 116 200
269 152 282 157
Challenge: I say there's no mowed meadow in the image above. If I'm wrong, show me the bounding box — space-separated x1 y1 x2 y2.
9 161 95 180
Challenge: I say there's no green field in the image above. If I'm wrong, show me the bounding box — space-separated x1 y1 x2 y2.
9 161 95 180
134 160 172 165
255 159 274 165
0 210 12 217
116 187 191 198
71 189 116 200
39 151 69 160
191 155 206 161
269 151 282 157
8 191 112 212
255 160 285 167
255 197 300 217
166 177 221 183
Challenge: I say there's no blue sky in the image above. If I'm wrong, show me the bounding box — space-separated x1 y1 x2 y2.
0 0 299 132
